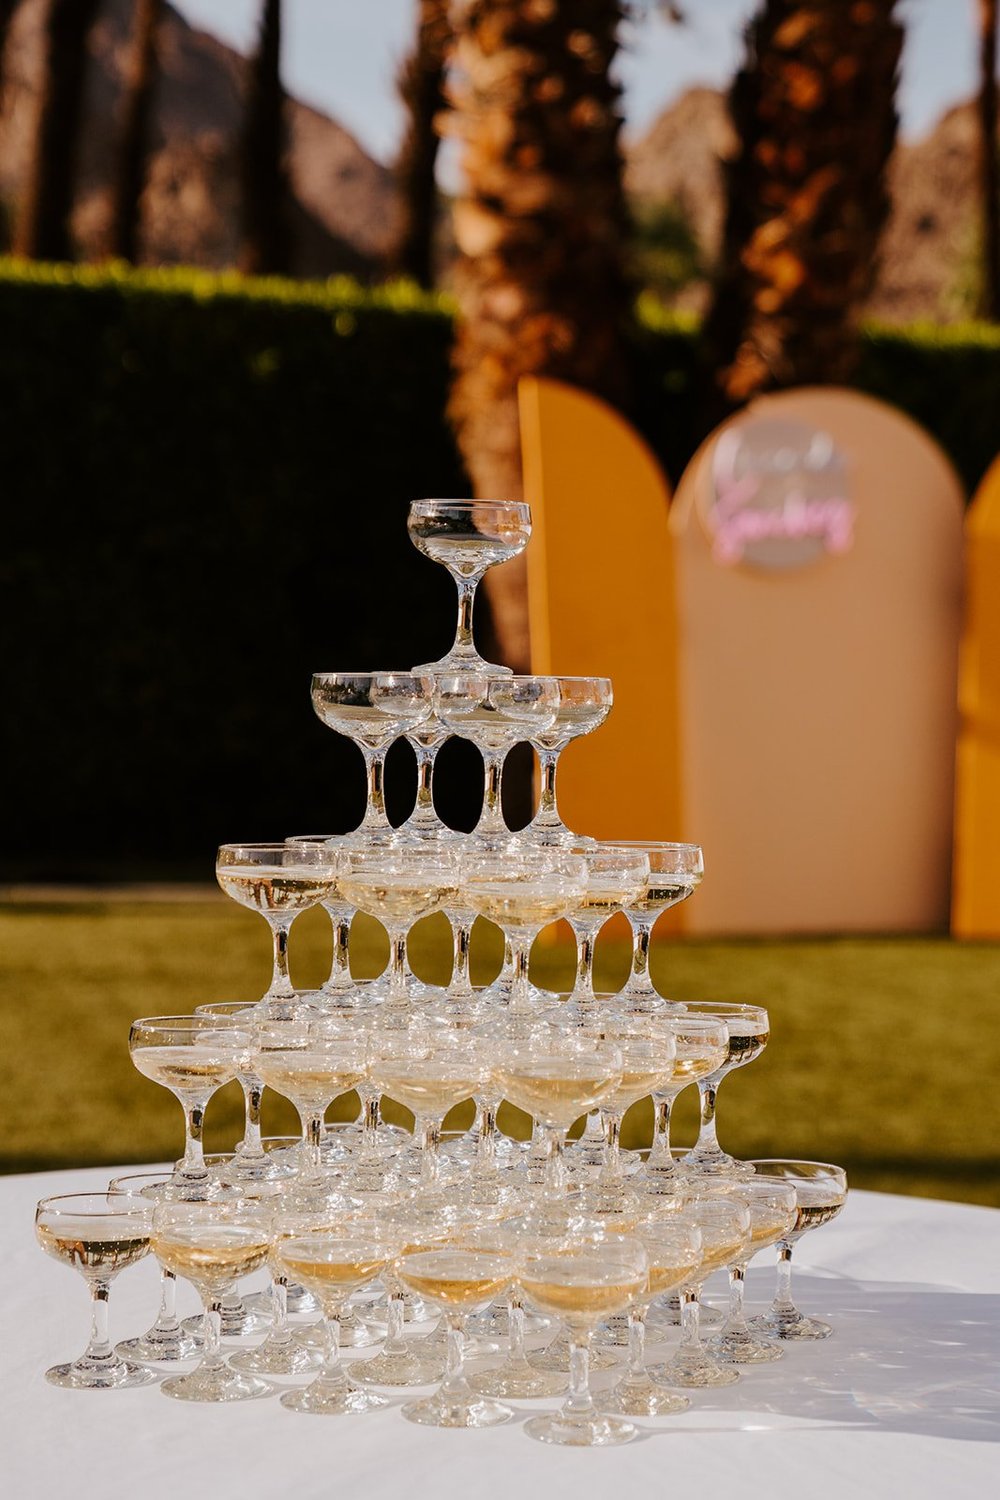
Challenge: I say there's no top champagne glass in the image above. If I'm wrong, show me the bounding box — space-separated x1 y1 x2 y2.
408 499 532 674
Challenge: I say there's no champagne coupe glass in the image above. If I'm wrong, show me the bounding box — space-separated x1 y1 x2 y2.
216 842 338 1019
194 1000 282 1179
528 676 613 846
707 1178 798 1364
408 497 532 674
253 1018 367 1188
603 1216 702 1417
370 1028 490 1188
108 1171 201 1362
580 1027 676 1212
638 1014 730 1198
465 1226 569 1400
395 1248 517 1427
520 1235 649 1446
35 1192 156 1390
337 846 457 1012
648 1196 751 1390
286 835 360 1005
566 846 650 1006
618 841 704 1006
272 1230 395 1412
150 1200 274 1402
353 1203 455 1387
462 849 588 1013
746 1160 849 1341
129 1014 250 1200
396 702 457 844
435 672 559 849
679 1001 770 1178
310 671 432 843
495 1030 623 1222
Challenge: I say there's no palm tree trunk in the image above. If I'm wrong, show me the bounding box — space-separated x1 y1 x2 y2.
390 0 451 287
239 0 290 276
13 0 102 261
448 0 634 670
107 0 164 264
978 0 999 321
702 0 903 416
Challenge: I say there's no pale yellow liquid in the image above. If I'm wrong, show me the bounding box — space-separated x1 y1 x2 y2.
671 1048 727 1085
749 1212 797 1251
278 1251 386 1294
494 1068 619 1128
374 1067 482 1116
37 1222 149 1275
255 1053 363 1102
602 1065 672 1113
697 1235 748 1277
132 1047 236 1092
792 1189 846 1236
152 1225 270 1286
520 1274 645 1322
576 886 637 915
397 1270 510 1308
724 1031 769 1068
338 873 450 923
217 868 337 912
628 880 697 916
647 1259 699 1296
463 882 575 929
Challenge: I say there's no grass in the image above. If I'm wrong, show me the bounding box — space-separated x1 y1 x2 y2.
2 899 998 1207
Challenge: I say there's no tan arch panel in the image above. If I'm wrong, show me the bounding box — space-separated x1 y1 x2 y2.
954 453 1000 936
519 376 682 874
671 387 964 934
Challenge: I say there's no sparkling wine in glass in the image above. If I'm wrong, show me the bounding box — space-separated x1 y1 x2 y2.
679 1002 770 1179
409 498 531 674
617 841 704 1006
745 1160 848 1341
35 1192 157 1390
528 676 613 846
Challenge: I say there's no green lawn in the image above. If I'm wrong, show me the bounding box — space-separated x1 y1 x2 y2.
2 899 998 1207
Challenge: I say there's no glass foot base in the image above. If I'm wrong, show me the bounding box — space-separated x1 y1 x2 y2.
603 1377 690 1417
230 1339 321 1375
649 1354 740 1389
531 1338 620 1373
525 1411 637 1446
182 1307 269 1340
295 1316 378 1350
469 1361 567 1398
160 1367 276 1403
681 1151 755 1180
747 1313 833 1341
280 1379 388 1415
708 1330 785 1364
412 652 512 677
402 1392 513 1428
355 1346 444 1386
117 1327 201 1362
46 1357 159 1391
245 1285 319 1317
647 1297 724 1332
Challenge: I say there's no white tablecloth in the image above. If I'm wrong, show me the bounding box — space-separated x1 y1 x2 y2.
2 1166 997 1499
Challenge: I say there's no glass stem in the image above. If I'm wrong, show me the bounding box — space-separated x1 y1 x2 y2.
772 1242 797 1314
574 922 597 1001
450 915 473 995
565 1331 596 1417
508 1294 528 1363
181 1100 206 1172
440 1312 468 1399
453 575 478 654
478 748 508 834
476 1098 498 1171
269 1277 291 1346
627 1308 647 1379
509 931 534 1011
361 748 390 829
600 1112 622 1183
695 1078 722 1154
86 1280 113 1361
269 919 295 999
300 1109 324 1175
581 1108 606 1145
359 1088 381 1160
239 1079 264 1156
327 908 353 987
542 1127 566 1200
158 1268 179 1330
679 1288 702 1352
201 1299 226 1372
533 746 561 826
384 1289 407 1354
411 741 439 821
321 1313 344 1383
419 1116 441 1185
727 1263 748 1333
649 1094 675 1167
628 916 656 995
387 925 409 1007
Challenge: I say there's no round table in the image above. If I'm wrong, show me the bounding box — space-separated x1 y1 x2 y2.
4 1167 997 1497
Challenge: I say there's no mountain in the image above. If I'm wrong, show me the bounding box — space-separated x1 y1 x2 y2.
626 88 987 324
0 0 398 275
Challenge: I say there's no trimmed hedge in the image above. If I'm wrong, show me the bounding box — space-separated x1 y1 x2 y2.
2 260 998 875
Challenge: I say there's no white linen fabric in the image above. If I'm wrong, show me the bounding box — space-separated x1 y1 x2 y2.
2 1168 997 1499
